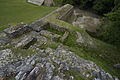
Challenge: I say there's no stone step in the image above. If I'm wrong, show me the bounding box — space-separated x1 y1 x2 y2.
3 24 31 38
22 38 37 49
40 30 61 41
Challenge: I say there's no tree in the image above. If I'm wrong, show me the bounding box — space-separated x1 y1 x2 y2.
93 0 114 14
99 7 120 47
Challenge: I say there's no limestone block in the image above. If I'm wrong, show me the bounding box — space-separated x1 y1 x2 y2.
28 0 44 6
44 0 54 6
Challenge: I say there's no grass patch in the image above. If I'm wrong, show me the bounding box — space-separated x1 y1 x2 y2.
43 24 65 36
39 41 61 49
63 70 87 80
0 0 58 32
12 47 39 57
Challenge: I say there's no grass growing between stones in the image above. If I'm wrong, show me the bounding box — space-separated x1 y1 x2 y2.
0 0 58 32
39 41 61 49
62 31 120 78
12 47 39 57
43 24 65 36
40 22 120 78
63 70 89 80
42 5 120 78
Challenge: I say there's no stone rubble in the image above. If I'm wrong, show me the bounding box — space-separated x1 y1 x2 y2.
0 49 13 68
0 45 118 80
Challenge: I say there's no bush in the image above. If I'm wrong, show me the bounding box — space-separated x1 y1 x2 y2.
74 0 93 9
98 8 120 47
93 0 114 14
54 0 115 15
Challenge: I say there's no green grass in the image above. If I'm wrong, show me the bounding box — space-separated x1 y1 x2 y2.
0 0 58 31
43 24 65 36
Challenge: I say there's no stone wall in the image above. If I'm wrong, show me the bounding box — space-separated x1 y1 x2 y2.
29 20 48 32
49 22 68 32
3 24 31 38
29 4 74 32
4 4 73 38
57 5 74 21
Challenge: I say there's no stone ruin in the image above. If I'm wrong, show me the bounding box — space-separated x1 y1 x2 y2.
0 4 119 80
28 0 54 6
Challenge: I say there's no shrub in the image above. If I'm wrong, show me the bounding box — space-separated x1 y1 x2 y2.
93 0 114 14
98 8 120 47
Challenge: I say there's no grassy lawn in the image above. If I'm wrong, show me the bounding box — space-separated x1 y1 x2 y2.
0 0 57 31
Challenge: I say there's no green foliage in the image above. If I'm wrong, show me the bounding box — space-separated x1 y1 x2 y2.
62 0 74 5
114 0 120 10
98 8 120 47
75 0 93 9
54 0 93 8
54 0 116 15
93 0 114 14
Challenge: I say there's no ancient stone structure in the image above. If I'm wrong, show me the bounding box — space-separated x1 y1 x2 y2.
0 4 119 80
1 46 118 80
28 0 44 6
44 0 54 6
28 0 54 6
3 24 31 38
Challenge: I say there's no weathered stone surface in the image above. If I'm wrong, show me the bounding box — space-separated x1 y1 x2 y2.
72 9 100 33
3 24 31 38
15 71 24 80
40 30 61 41
56 4 74 20
49 23 68 32
60 32 69 42
22 37 37 49
93 71 115 80
26 67 40 80
0 45 119 80
76 32 95 48
17 64 33 73
28 0 44 6
44 0 54 6
54 76 64 80
29 20 48 32
114 64 120 68
13 31 47 48
0 69 4 79
15 36 32 48
0 49 13 67
0 37 10 45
